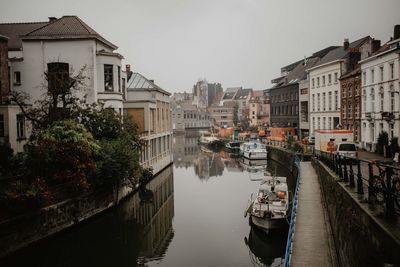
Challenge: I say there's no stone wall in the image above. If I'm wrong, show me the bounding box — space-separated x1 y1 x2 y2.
0 185 133 257
313 159 400 267
267 145 296 173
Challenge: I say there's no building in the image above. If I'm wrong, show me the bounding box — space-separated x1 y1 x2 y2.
249 90 270 127
192 79 223 109
207 102 234 128
0 16 126 152
220 87 241 106
269 57 320 129
298 79 310 138
234 88 253 121
171 101 211 132
360 26 400 151
124 72 173 175
308 37 375 135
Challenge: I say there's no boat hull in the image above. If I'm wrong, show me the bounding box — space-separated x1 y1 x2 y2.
250 215 288 233
242 151 267 160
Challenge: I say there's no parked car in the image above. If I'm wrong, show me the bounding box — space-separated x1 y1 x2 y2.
333 142 357 158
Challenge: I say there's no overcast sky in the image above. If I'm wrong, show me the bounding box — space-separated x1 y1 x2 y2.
0 0 399 93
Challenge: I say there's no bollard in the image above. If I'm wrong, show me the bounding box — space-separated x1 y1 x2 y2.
357 161 364 194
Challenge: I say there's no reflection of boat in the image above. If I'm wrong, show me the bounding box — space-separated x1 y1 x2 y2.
225 141 241 154
241 142 268 160
244 227 286 267
199 131 224 148
245 176 290 234
241 158 268 173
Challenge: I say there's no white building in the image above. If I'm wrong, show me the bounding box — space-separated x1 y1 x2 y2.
124 72 173 175
360 28 400 151
308 37 373 135
0 16 126 152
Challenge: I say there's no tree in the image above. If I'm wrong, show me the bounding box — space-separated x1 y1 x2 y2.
10 65 87 132
233 103 239 126
377 131 389 156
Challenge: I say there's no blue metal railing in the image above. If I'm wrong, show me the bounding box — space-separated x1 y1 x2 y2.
284 155 301 267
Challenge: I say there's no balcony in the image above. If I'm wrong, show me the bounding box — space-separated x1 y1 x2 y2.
382 112 395 122
365 112 375 121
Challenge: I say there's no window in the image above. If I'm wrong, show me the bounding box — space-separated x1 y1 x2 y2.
328 92 332 111
355 85 359 96
312 94 315 111
380 66 384 82
322 117 326 129
122 78 126 96
390 124 394 139
355 102 359 118
322 76 326 86
317 77 320 87
328 117 332 130
312 78 315 88
379 123 384 133
334 73 338 83
328 74 332 84
317 117 320 129
47 62 69 92
348 85 352 97
312 117 315 130
391 90 395 112
118 66 121 92
348 102 352 118
380 87 384 111
363 72 366 85
322 92 326 111
390 63 394 79
16 114 25 139
104 64 113 91
300 88 308 94
0 114 4 137
334 91 338 110
371 69 374 83
14 71 21 85
370 88 375 112
317 93 320 111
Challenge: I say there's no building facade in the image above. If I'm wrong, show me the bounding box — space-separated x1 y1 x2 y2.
299 79 310 138
124 73 173 175
249 90 270 127
360 27 400 151
171 102 211 132
0 16 126 153
308 37 374 135
207 103 234 128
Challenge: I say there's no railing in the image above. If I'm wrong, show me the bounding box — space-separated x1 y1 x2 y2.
284 154 301 267
315 150 400 219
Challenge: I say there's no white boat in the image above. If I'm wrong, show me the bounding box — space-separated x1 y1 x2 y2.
225 141 241 154
240 142 268 160
198 131 224 148
245 176 290 233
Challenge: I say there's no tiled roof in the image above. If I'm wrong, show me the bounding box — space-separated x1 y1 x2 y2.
0 21 48 50
311 36 371 69
127 72 170 96
222 92 236 100
22 16 117 49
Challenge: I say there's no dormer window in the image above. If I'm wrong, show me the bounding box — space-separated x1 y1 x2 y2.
104 64 114 91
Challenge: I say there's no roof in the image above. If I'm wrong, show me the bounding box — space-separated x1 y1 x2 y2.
222 91 236 100
272 57 320 89
127 72 170 96
0 21 48 50
339 65 361 80
22 16 117 50
234 88 252 100
311 36 371 69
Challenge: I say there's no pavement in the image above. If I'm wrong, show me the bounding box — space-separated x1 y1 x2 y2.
291 162 335 267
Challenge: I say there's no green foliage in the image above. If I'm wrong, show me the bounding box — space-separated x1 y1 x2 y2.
233 103 239 126
377 131 389 155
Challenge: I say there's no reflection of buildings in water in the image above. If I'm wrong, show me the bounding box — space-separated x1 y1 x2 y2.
241 158 268 173
244 227 286 267
194 151 224 180
173 134 200 169
120 165 174 262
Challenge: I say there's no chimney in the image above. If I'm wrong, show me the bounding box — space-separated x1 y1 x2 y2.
344 38 349 50
125 64 131 73
372 39 381 53
394 25 400 40
48 17 57 22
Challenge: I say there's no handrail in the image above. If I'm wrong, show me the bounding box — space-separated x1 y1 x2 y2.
284 154 301 267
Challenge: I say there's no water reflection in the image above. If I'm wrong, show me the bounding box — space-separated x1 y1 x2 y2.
1 166 175 267
244 227 286 267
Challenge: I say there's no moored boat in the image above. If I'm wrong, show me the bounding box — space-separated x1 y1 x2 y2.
225 141 241 154
198 131 224 148
240 142 268 160
245 176 290 234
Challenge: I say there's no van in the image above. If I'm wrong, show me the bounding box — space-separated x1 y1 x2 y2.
334 142 357 158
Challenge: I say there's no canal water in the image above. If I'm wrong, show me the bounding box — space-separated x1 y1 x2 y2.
1 135 294 267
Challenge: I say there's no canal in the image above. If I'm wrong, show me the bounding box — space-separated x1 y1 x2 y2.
1 135 294 267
